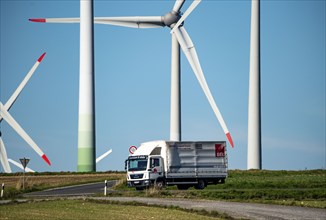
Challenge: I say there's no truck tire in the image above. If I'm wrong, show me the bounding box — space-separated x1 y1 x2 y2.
154 178 165 190
195 180 206 190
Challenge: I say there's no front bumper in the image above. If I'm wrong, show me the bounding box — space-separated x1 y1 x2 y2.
127 179 151 187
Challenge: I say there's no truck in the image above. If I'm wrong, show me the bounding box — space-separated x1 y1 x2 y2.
125 140 228 190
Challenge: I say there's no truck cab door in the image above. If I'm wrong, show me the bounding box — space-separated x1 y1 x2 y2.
149 157 163 180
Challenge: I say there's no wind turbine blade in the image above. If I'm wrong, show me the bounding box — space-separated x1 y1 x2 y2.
173 27 234 148
0 102 51 165
173 0 186 13
0 138 12 173
29 18 80 23
8 159 35 173
171 0 201 33
95 17 164 28
96 149 112 163
3 53 46 114
30 17 165 28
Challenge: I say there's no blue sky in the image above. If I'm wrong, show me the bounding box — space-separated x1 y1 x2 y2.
0 0 325 172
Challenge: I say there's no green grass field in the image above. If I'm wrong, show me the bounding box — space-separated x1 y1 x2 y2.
0 199 224 220
112 170 326 208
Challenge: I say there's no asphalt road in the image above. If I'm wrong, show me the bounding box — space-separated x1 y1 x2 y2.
24 180 117 197
21 182 326 219
100 197 326 220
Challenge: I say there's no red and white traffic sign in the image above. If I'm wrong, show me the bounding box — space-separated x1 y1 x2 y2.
129 146 137 154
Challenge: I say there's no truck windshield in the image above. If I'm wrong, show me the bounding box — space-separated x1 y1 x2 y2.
128 158 148 171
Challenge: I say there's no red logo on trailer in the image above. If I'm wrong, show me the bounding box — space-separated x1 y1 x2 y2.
215 144 225 157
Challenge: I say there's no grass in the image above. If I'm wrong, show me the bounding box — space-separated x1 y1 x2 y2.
1 170 325 208
111 169 326 208
0 199 225 220
221 169 325 189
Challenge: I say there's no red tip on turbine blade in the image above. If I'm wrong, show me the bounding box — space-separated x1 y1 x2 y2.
38 52 46 62
29 18 46 23
42 154 51 166
226 132 234 148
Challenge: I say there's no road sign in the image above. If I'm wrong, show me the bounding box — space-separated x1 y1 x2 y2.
19 158 30 168
19 157 30 190
129 146 137 154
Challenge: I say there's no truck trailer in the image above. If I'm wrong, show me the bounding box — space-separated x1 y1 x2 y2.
125 140 228 190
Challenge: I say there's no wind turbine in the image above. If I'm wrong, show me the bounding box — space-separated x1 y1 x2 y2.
30 0 234 148
0 53 51 173
247 0 261 169
8 159 35 173
96 148 113 164
77 0 96 172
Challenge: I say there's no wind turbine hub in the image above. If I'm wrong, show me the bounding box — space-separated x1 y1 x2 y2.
163 11 181 28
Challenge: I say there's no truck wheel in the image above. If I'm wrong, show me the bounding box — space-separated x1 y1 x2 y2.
154 179 165 190
195 180 206 190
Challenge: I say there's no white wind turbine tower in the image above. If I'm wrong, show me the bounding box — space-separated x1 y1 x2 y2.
30 0 234 148
0 53 51 173
31 0 97 172
77 0 96 172
247 0 262 169
29 0 100 172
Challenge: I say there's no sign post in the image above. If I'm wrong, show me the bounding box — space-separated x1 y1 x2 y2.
19 157 30 190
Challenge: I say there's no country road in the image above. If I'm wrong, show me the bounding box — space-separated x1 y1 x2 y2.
98 197 325 220
24 180 117 197
18 182 326 219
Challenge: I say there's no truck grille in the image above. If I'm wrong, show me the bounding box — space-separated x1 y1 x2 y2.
130 174 143 179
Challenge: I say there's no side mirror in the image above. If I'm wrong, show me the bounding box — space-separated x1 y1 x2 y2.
124 160 127 171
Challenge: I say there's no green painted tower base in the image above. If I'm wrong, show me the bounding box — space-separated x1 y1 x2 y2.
77 114 96 172
78 146 95 172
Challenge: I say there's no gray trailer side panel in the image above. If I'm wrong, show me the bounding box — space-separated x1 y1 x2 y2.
165 141 227 179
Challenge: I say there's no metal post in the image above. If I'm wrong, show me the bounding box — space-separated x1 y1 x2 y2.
23 165 25 190
104 180 107 196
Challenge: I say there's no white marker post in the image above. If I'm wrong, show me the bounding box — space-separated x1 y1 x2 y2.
104 180 107 196
1 183 4 198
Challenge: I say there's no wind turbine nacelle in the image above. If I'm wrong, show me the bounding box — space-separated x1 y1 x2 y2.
163 11 181 27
